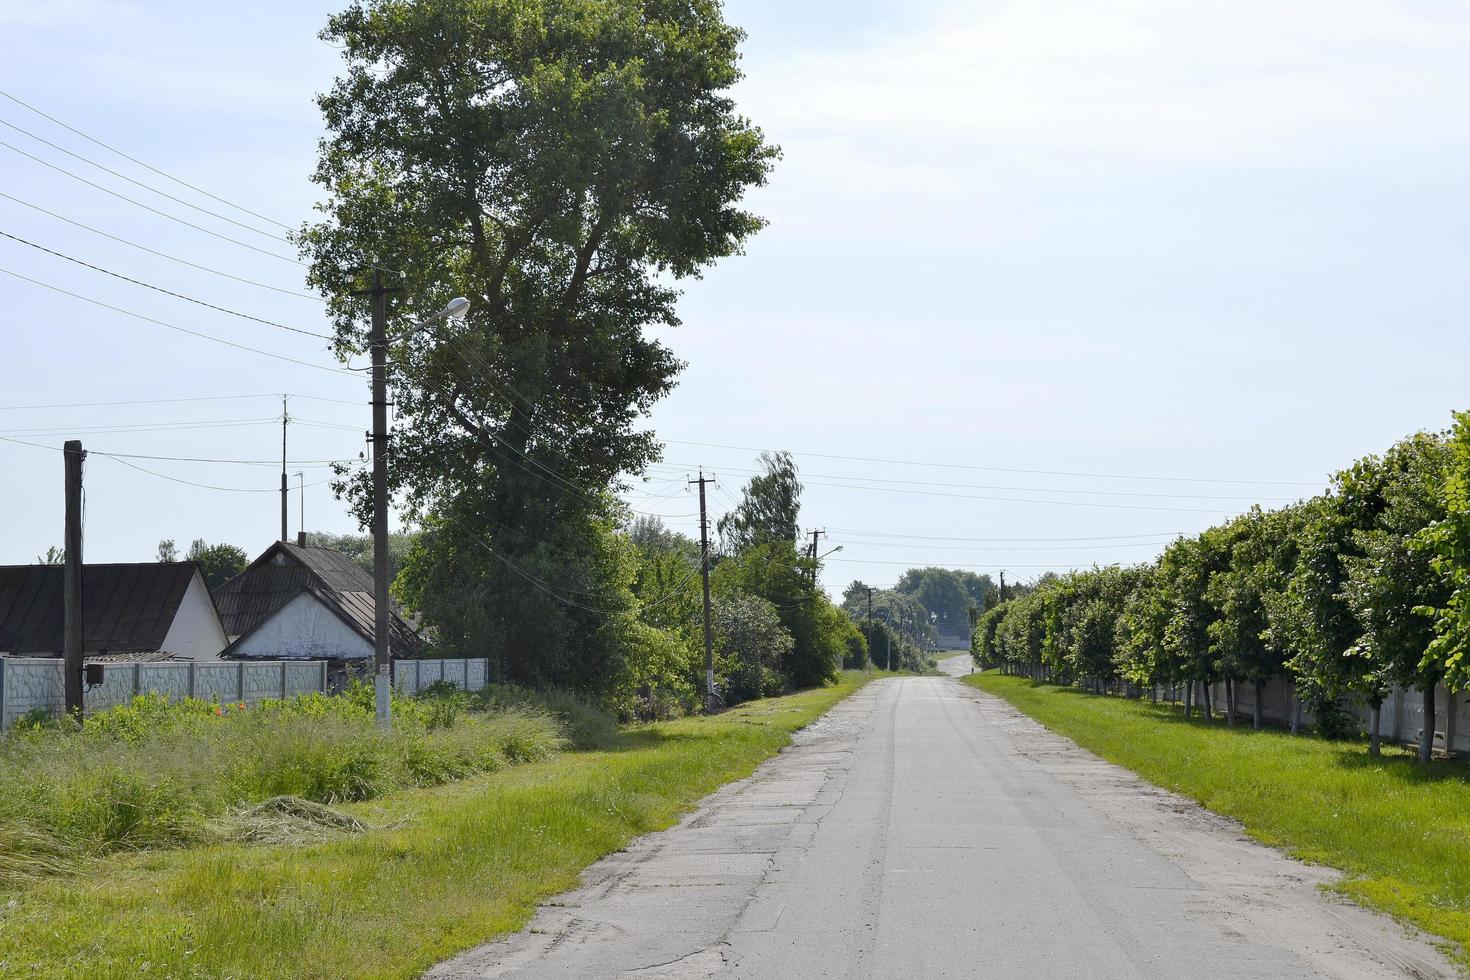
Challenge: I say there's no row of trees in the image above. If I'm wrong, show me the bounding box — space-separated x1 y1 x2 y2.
397 450 876 719
974 414 1470 763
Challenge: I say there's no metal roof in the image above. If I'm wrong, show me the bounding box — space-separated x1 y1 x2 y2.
213 542 421 658
0 562 202 655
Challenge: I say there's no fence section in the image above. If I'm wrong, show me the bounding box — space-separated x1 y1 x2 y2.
0 657 492 730
393 657 489 695
1171 676 1470 754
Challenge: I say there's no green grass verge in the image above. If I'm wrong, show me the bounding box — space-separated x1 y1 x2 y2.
966 671 1470 968
0 674 874 979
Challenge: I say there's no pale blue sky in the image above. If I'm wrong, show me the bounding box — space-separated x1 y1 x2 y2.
2 0 1467 593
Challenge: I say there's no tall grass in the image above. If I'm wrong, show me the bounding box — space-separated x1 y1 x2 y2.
0 684 571 878
0 674 872 979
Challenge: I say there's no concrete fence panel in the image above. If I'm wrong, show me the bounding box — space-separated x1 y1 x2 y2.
393 658 491 696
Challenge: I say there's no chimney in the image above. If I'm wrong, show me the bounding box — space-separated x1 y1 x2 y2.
296 531 307 547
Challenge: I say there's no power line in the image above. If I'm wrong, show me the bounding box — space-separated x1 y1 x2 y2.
0 115 288 242
826 527 1183 543
0 87 295 231
0 190 322 300
0 266 353 375
0 137 302 265
0 392 361 411
827 557 1128 570
662 440 1320 487
103 454 335 493
0 435 348 488
832 539 1176 553
652 460 1297 503
0 229 332 339
799 479 1237 515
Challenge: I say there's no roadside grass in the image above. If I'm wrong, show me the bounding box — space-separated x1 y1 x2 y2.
0 685 566 876
966 671 1470 968
0 673 874 979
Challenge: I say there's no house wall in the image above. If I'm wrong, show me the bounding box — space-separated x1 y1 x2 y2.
158 571 228 660
229 592 373 660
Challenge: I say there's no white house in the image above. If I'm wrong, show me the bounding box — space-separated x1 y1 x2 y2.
211 541 421 662
0 561 227 661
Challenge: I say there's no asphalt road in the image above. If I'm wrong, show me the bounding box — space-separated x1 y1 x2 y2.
430 672 1455 979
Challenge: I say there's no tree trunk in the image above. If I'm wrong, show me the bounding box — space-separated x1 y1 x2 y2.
1203 682 1213 720
1420 685 1436 763
1225 678 1235 727
1184 681 1193 719
1253 680 1265 731
1290 687 1301 735
1368 700 1382 757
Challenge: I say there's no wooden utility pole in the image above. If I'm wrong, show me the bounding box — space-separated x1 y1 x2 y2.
279 395 290 543
690 470 715 711
999 570 1007 603
62 439 86 715
807 528 825 591
865 585 879 670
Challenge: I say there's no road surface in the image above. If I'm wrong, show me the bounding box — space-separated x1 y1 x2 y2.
430 673 1455 979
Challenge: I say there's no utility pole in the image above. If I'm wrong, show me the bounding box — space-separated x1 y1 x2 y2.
355 268 400 730
279 395 290 543
999 570 1007 604
807 528 825 591
865 585 879 670
296 471 305 543
62 439 85 715
690 470 716 711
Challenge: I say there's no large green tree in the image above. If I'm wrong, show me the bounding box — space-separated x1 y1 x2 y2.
716 451 800 555
303 0 775 691
1418 411 1470 695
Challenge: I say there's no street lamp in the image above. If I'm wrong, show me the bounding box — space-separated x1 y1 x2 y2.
368 289 472 730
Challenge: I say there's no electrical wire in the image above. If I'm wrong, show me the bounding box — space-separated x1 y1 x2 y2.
0 266 354 375
826 527 1183 543
799 478 1236 515
0 116 288 241
0 230 333 339
0 190 322 300
0 88 295 231
0 137 302 265
653 459 1297 503
662 440 1320 488
0 392 362 411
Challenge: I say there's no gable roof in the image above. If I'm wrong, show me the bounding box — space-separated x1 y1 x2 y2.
0 562 206 655
213 542 421 657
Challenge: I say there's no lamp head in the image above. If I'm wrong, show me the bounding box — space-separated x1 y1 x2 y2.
442 296 471 320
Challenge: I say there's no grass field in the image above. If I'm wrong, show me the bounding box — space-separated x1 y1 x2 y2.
966 671 1470 968
0 674 874 979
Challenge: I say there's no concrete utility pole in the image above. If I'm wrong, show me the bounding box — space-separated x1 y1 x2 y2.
690 470 716 711
279 395 290 543
62 439 85 715
999 570 1007 603
359 268 400 730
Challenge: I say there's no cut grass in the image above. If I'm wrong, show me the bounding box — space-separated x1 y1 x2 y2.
966 671 1470 968
0 674 874 979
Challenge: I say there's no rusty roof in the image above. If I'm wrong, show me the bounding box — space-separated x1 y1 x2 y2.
0 562 203 655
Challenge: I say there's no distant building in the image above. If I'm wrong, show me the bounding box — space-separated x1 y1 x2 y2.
0 562 227 661
211 541 422 664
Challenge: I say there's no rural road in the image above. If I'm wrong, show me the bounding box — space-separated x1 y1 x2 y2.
430 664 1456 979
